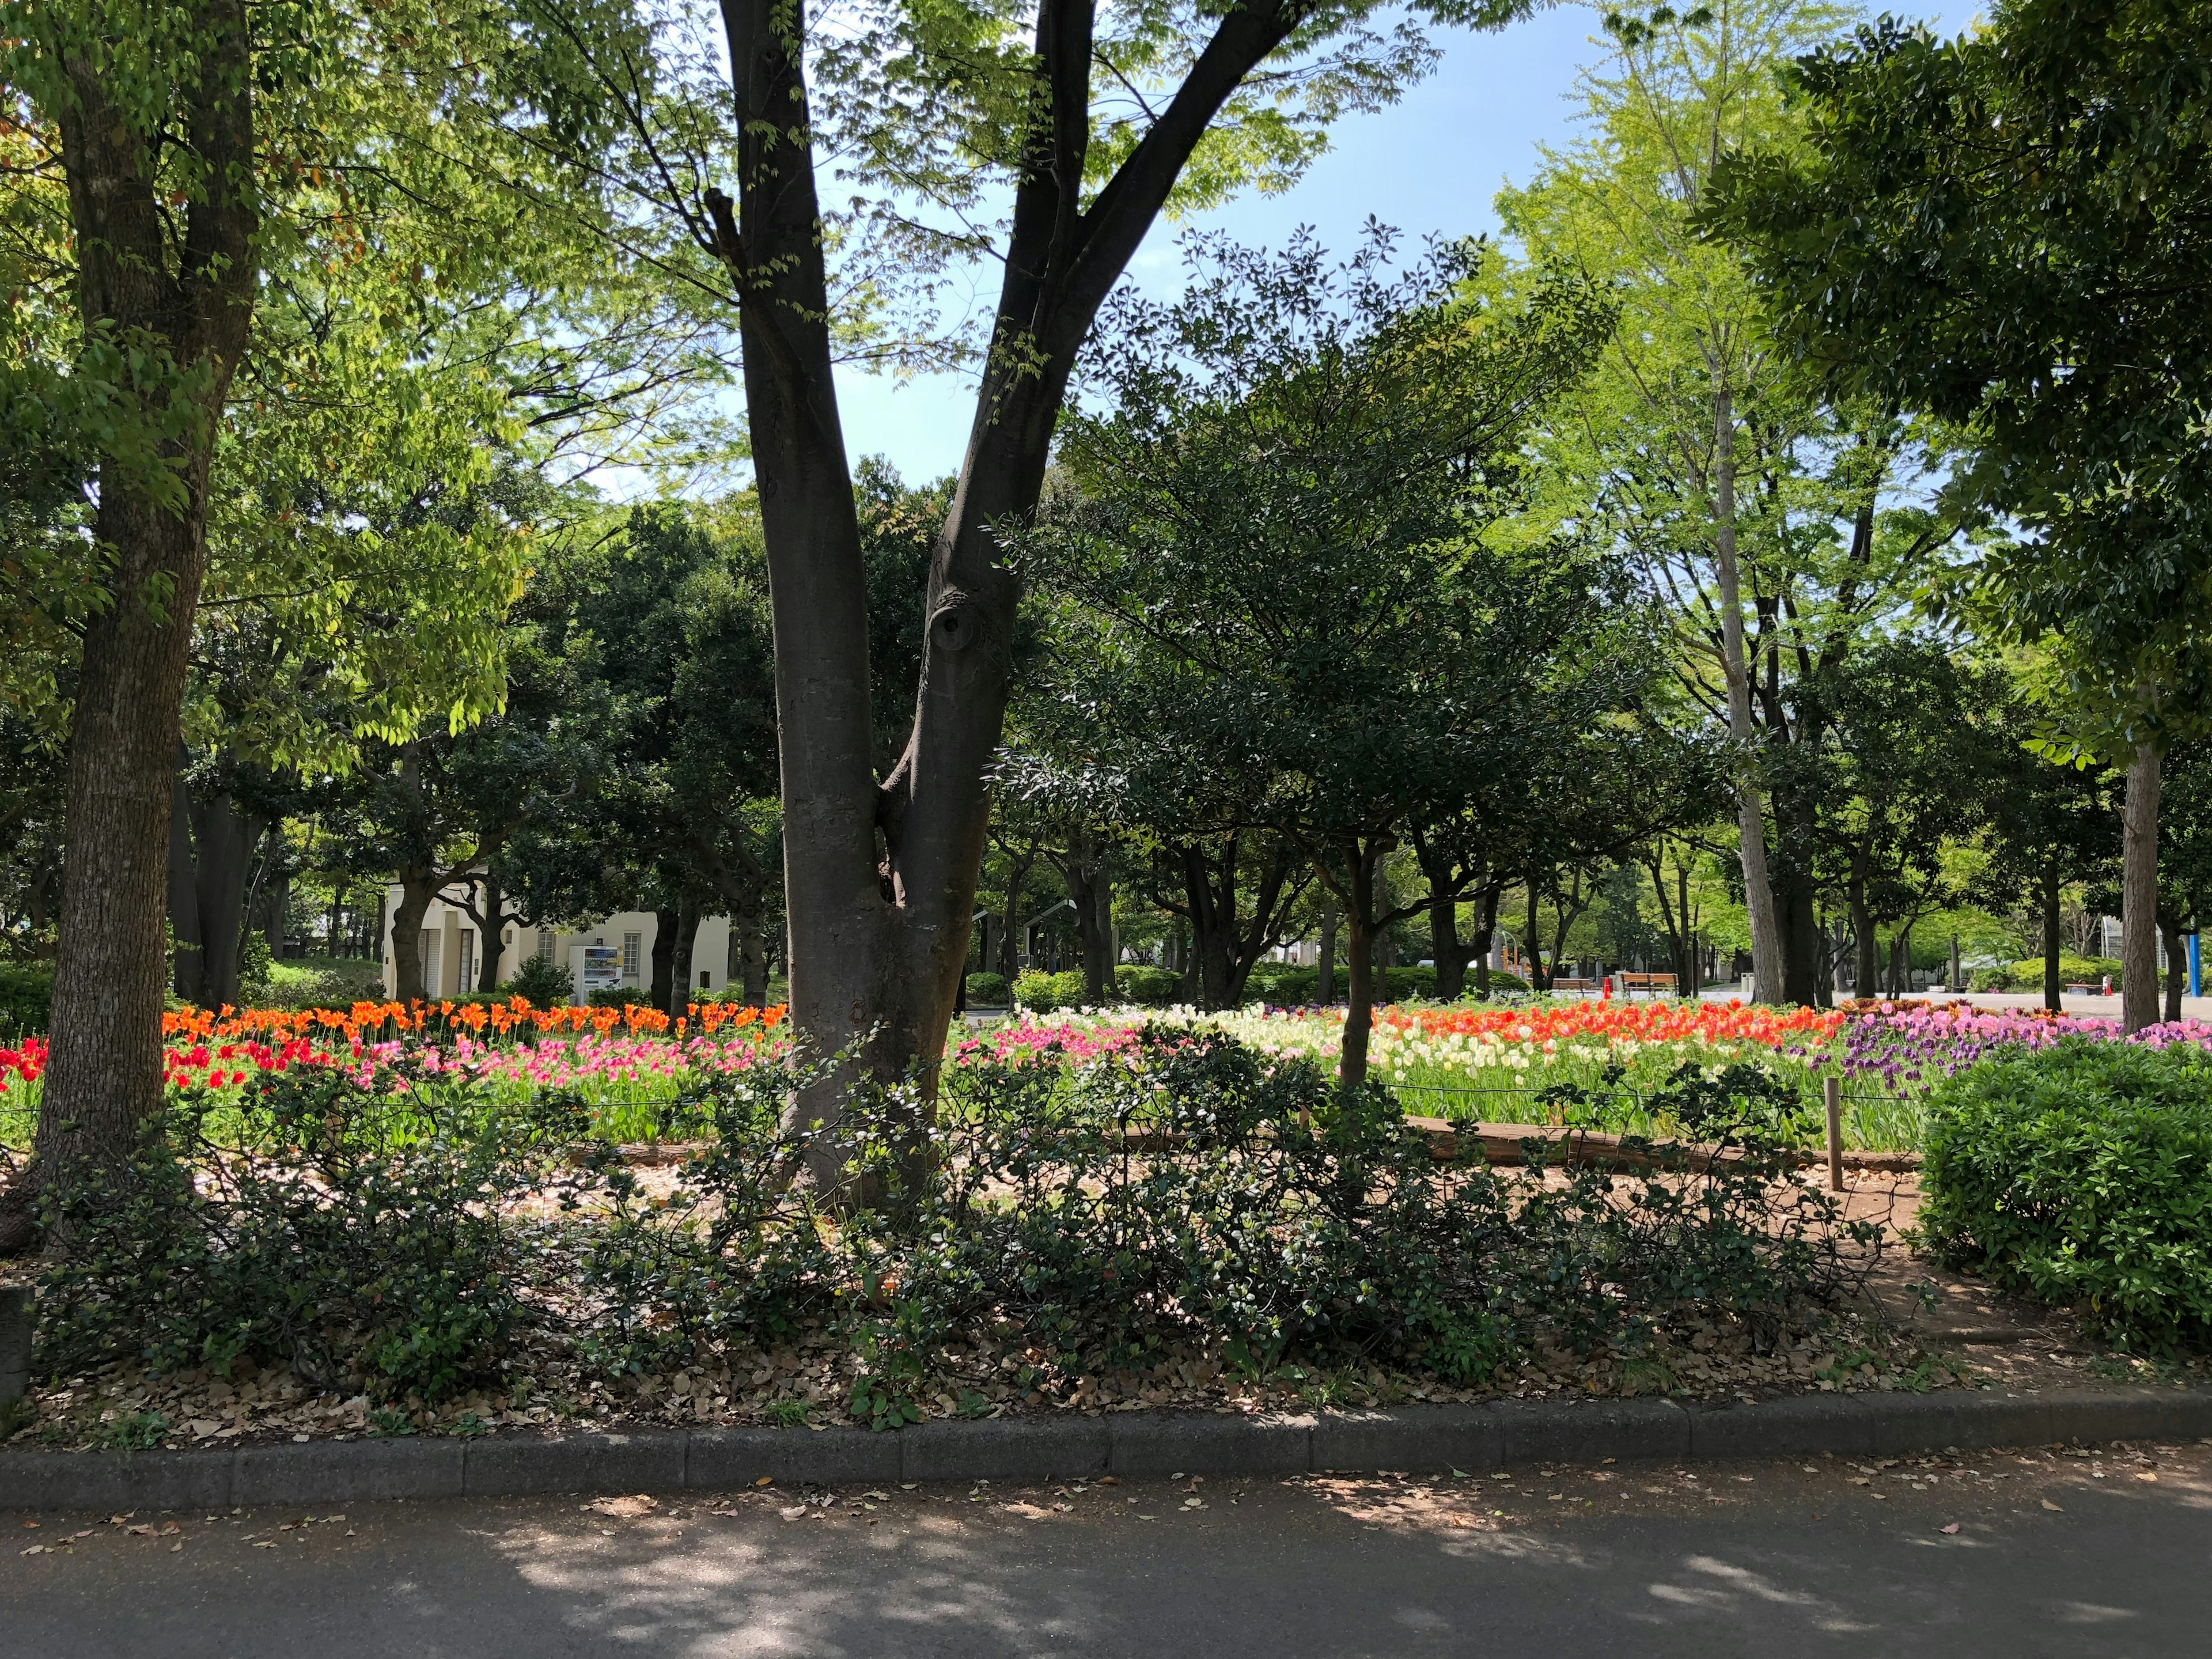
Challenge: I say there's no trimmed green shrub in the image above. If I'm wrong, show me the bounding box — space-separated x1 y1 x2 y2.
1114 964 1185 1006
587 986 656 1009
502 954 577 1008
0 961 54 1037
1245 963 1317 1004
1012 969 1088 1010
1919 1039 2212 1351
963 971 1012 1007
1969 956 2123 993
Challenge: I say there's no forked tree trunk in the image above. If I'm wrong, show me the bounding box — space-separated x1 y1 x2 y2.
0 0 258 1255
2122 743 2161 1033
707 0 1310 1194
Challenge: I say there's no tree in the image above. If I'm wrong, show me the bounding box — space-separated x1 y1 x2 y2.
0 0 724 1249
522 0 1550 1172
1028 234 1636 1082
504 502 783 1010
1498 0 1971 1007
1706 0 2212 1027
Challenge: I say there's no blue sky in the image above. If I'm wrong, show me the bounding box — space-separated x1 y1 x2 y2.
831 2 1976 486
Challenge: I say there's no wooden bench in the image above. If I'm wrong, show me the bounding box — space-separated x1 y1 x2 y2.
1615 972 1677 996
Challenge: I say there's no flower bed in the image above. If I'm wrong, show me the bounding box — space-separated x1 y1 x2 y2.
1 998 790 1149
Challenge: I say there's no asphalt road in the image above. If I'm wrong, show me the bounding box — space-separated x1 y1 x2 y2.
6 1442 2209 1657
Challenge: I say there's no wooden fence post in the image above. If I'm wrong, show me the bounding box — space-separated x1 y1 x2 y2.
1823 1074 1844 1192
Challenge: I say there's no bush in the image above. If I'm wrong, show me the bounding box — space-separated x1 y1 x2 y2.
1919 1039 2212 1351
37 1063 592 1400
255 959 387 1010
1114 964 1184 1006
502 954 575 1008
963 971 1012 1007
582 1028 1880 1400
0 961 54 1037
587 986 656 1009
1971 956 2123 993
1013 969 1088 1010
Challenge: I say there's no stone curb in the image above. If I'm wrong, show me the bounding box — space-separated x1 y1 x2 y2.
4 1387 2209 1512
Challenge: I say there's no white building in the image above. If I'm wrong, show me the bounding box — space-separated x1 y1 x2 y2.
379 880 745 1002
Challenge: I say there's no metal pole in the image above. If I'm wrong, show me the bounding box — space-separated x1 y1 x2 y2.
1823 1074 1844 1192
2192 933 2202 1000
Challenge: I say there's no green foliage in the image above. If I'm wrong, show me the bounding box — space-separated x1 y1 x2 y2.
1012 970 1089 1012
1113 965 1184 1007
1919 1040 2212 1351
1707 0 2212 741
961 972 1012 1008
0 961 54 1038
587 987 656 1009
1969 957 2123 994
35 1063 592 1402
503 954 577 1009
578 1026 1880 1391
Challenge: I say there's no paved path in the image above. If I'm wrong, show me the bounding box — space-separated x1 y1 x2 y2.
6 1446 2209 1656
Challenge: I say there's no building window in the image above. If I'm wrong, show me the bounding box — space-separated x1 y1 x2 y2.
458 933 476 993
699 969 712 990
622 932 642 980
419 930 441 993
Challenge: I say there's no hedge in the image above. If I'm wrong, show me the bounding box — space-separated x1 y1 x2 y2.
1919 1039 2212 1351
0 961 54 1037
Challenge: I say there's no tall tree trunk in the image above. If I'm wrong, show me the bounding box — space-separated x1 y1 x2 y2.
2122 743 2162 1033
169 772 207 1007
188 786 263 1012
265 868 289 960
1710 385 1784 1004
2041 862 2063 1012
475 871 506 993
1469 888 1501 999
1429 889 1467 1000
649 906 680 1012
1524 879 1550 992
2163 914 2186 1025
388 872 438 1003
1334 840 1387 1090
997 851 1034 980
1316 887 1338 1004
668 895 699 1014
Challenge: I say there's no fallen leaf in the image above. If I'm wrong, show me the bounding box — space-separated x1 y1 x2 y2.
2041 1499 2064 1512
753 1476 773 1487
21 1546 46 1556
170 1543 183 1552
252 1540 276 1549
2135 1472 2158 1483
779 1506 807 1521
1941 1522 1960 1535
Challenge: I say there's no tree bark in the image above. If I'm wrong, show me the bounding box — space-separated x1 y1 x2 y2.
2041 861 2063 1012
2122 743 2161 1033
187 784 262 1011
1710 385 1785 1004
668 895 700 1014
388 873 438 1003
1469 888 1501 999
169 772 208 1008
2163 914 2186 1025
707 0 1312 1194
0 0 261 1256
1335 842 1385 1090
1316 887 1338 1004
649 906 680 1012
